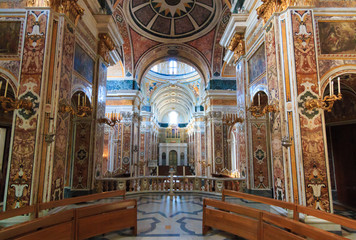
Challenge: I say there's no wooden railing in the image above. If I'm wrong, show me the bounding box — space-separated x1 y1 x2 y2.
222 190 356 231
0 190 126 223
97 176 246 194
0 199 137 240
203 198 348 240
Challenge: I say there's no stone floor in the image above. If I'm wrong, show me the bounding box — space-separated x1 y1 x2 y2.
90 193 264 240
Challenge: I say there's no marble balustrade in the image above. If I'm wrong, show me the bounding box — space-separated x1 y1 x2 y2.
96 176 246 194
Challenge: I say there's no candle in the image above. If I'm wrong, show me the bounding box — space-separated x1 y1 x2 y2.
258 93 261 106
82 96 85 106
78 93 80 106
4 80 8 98
338 77 341 95
331 81 334 96
84 95 86 105
329 78 332 97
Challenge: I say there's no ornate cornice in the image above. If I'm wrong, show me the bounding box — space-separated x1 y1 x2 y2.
228 32 245 64
257 0 315 24
27 0 84 25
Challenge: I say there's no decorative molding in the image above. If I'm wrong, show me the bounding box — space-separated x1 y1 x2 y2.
27 0 84 25
256 0 315 24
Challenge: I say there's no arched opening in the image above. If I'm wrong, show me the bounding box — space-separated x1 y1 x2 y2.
324 73 356 208
162 152 166 166
0 78 15 202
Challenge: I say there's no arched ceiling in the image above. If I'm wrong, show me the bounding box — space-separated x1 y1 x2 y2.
143 61 200 123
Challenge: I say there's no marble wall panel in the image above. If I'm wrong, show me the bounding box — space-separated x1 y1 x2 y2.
6 10 49 209
51 21 75 201
292 10 330 211
122 122 132 173
251 123 269 189
266 22 286 200
213 122 223 173
72 121 91 189
94 61 108 179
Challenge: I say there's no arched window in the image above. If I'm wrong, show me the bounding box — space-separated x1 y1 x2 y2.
169 111 178 125
169 59 177 74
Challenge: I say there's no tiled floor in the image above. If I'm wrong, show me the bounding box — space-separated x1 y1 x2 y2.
90 193 263 240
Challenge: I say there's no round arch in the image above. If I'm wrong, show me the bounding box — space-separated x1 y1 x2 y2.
135 44 211 86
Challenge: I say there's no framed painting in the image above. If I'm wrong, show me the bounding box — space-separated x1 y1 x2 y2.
318 21 356 55
74 43 95 83
248 43 266 83
0 21 22 56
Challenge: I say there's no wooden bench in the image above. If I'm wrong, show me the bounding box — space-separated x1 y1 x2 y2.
203 198 347 240
222 189 356 230
0 199 137 240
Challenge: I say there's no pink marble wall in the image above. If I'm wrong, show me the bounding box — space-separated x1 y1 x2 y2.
292 10 330 211
6 10 49 209
51 20 75 200
265 21 286 200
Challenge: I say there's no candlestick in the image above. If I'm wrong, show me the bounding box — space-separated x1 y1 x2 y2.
258 93 261 106
338 77 341 95
82 96 85 107
4 80 8 98
329 78 332 97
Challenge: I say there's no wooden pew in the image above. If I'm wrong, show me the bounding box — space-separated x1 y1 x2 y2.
0 209 75 240
76 199 137 239
203 198 347 240
0 190 135 239
222 189 356 230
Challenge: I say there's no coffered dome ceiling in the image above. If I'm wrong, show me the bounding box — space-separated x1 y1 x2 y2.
125 0 221 42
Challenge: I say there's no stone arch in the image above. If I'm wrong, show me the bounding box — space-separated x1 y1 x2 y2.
135 44 211 86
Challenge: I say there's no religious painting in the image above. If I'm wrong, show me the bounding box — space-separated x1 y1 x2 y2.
74 43 95 83
318 21 356 55
248 43 266 83
0 21 22 55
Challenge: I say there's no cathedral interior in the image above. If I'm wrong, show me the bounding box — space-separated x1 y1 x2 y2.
0 0 355 239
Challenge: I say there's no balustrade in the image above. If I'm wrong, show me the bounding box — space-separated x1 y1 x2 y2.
96 176 246 195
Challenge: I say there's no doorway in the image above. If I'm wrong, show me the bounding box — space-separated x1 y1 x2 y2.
325 73 356 209
169 150 177 166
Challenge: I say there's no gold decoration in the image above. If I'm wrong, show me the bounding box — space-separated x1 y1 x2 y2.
98 112 123 127
256 0 315 24
98 33 117 64
59 104 92 117
305 94 342 112
223 113 244 126
228 33 245 63
305 77 342 112
247 104 278 118
28 0 84 25
0 96 33 113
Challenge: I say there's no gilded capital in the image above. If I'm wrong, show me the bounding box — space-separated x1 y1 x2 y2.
228 33 245 63
98 33 117 64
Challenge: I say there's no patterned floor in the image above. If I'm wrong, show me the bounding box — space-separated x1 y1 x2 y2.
90 193 263 240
